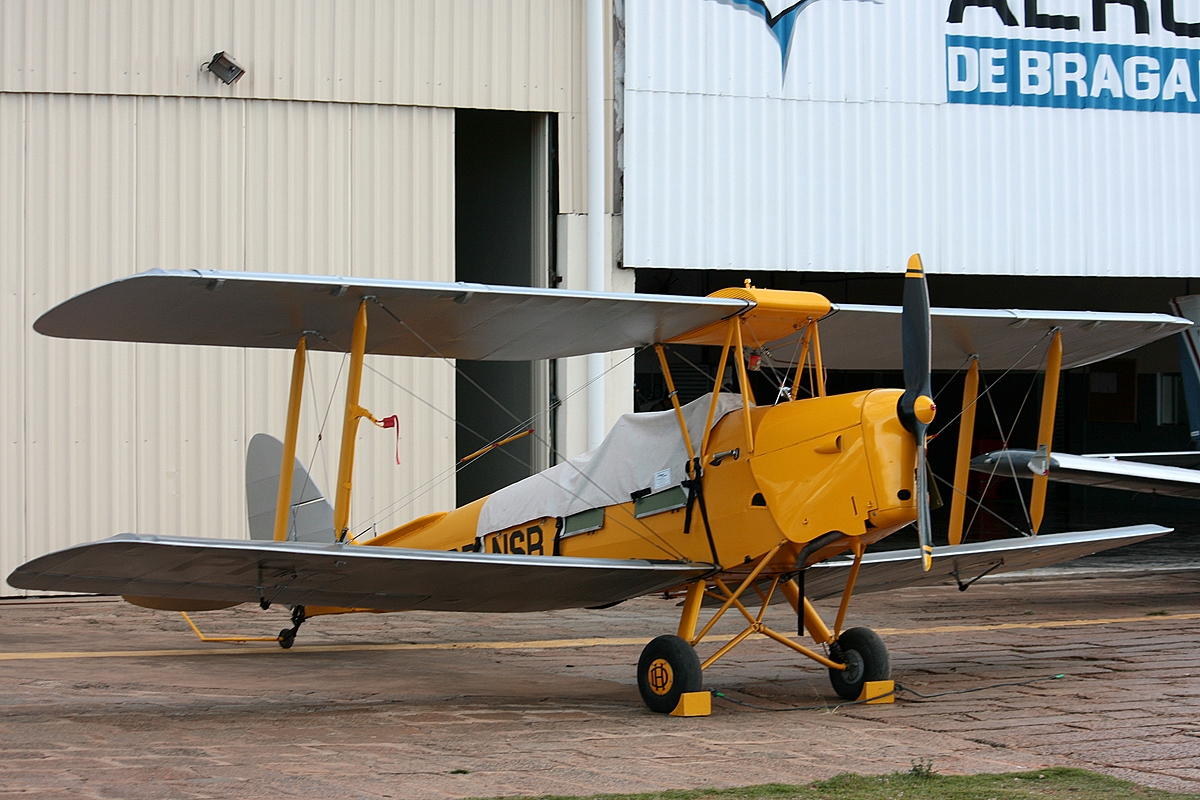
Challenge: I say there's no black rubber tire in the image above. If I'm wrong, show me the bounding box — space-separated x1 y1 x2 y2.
637 634 703 713
278 628 295 649
828 626 890 700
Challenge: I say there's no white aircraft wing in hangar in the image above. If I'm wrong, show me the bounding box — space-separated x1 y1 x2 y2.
972 449 1200 502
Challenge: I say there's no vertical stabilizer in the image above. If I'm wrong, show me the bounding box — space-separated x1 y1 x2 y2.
246 433 336 542
1170 297 1200 443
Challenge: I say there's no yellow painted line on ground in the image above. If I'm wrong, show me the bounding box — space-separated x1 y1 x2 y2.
2 612 1197 662
872 611 1200 636
0 637 657 662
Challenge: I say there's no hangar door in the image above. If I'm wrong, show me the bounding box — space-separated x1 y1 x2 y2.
455 110 554 505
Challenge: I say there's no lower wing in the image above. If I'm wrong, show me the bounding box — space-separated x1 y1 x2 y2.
7 534 715 613
804 525 1172 600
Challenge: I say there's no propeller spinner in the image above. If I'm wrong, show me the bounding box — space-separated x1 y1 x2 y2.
897 254 937 571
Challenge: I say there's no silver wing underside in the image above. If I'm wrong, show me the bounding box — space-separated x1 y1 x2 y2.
972 449 1200 501
804 525 1172 600
812 305 1188 372
33 270 748 361
7 535 715 613
33 270 1188 368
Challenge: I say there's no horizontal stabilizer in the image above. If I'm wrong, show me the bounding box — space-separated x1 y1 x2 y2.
246 433 335 543
972 449 1200 501
6 534 715 613
804 525 1172 600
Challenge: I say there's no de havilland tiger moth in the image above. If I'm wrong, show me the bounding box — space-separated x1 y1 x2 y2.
8 255 1189 714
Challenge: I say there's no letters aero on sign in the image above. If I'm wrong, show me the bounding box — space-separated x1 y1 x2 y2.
622 1 1200 277
947 1 1200 111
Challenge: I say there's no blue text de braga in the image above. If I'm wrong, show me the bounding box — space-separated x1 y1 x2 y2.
946 35 1200 112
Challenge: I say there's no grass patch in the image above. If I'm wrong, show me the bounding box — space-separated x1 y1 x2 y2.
472 768 1199 800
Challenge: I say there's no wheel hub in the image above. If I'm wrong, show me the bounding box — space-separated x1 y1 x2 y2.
647 658 675 695
840 649 864 684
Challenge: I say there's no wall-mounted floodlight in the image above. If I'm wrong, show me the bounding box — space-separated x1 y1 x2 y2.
206 51 245 85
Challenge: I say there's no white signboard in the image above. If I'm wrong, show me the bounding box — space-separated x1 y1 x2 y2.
624 0 1200 276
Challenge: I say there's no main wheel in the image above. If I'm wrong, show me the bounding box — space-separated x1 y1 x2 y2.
637 634 703 713
828 626 889 700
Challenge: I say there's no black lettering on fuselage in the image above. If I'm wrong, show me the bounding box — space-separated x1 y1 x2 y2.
527 526 544 555
487 525 548 555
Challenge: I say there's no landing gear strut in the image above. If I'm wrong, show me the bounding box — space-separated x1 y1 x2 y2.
278 605 306 649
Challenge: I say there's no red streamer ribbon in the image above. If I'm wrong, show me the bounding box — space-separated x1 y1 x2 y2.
380 415 400 464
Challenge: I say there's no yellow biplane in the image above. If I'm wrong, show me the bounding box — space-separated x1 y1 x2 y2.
8 255 1187 714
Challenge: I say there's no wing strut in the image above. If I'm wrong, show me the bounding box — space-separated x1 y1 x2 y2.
274 336 308 542
1030 329 1063 534
334 301 373 542
947 355 979 546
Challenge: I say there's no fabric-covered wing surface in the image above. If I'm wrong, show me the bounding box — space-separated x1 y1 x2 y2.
804 525 1171 600
33 270 749 361
7 535 715 613
810 305 1188 371
33 271 1189 369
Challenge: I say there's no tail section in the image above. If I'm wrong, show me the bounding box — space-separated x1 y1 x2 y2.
1169 296 1200 444
246 433 335 542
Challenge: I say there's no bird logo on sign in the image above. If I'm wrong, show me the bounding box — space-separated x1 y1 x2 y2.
708 0 813 73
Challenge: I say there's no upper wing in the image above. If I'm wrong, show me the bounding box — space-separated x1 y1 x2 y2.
34 270 1187 367
804 525 1172 600
6 534 714 613
33 270 749 361
972 448 1200 501
812 305 1188 371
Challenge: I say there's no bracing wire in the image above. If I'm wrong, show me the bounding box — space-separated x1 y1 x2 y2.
962 335 1055 540
301 350 347 503
930 333 1052 439
932 472 1029 538
353 305 689 559
358 354 687 560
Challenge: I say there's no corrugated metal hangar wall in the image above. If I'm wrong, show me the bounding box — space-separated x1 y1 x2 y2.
1 0 625 595
624 0 1200 276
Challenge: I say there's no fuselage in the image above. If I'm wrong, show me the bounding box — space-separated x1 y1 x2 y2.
366 388 920 582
